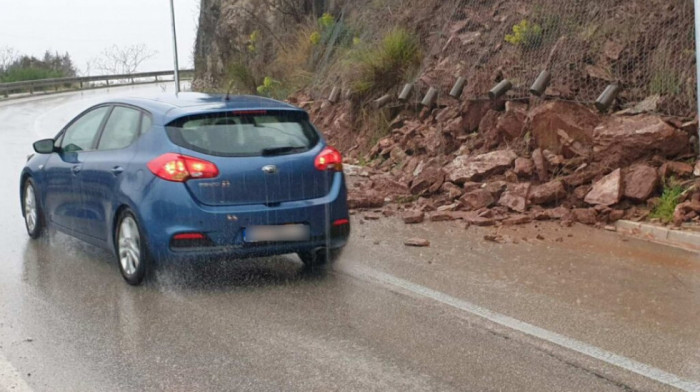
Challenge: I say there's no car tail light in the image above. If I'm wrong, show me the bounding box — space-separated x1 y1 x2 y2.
314 146 343 171
333 218 349 226
147 153 219 182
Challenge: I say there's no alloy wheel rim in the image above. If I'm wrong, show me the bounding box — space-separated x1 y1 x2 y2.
24 184 37 233
118 216 141 276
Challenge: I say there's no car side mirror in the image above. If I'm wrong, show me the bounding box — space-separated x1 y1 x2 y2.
33 138 56 154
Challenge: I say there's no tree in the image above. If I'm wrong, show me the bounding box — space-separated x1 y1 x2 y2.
0 46 18 73
93 44 157 75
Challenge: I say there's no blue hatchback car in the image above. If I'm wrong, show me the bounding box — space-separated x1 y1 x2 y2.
20 93 350 285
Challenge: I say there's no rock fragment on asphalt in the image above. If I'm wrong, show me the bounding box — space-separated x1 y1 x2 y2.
404 238 430 247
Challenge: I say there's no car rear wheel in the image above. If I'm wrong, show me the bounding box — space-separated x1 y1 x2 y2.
23 178 44 239
116 210 150 285
297 248 342 267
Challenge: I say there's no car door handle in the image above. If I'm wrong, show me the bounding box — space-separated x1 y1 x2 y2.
71 165 82 174
111 166 124 176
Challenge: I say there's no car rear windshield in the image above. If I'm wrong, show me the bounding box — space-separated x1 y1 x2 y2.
165 110 320 157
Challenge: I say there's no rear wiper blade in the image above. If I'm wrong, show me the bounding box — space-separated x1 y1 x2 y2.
261 146 305 156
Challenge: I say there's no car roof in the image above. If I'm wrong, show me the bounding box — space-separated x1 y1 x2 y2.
104 93 303 125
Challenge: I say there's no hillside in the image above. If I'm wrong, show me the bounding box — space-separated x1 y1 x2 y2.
193 0 700 228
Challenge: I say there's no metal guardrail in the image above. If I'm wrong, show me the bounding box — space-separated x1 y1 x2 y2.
0 69 195 98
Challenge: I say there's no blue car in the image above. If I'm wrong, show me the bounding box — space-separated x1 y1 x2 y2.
20 93 350 285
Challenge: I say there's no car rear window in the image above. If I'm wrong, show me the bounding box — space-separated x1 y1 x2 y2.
165 110 320 157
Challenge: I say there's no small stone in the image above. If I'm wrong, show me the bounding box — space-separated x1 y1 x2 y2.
573 208 598 225
364 213 381 220
514 157 535 177
585 169 623 206
402 210 425 224
484 234 504 243
404 238 430 247
460 189 496 210
536 234 545 240
604 225 616 232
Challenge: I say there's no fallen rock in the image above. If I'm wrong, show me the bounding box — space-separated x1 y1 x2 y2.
446 150 517 184
498 183 531 213
623 164 659 202
529 101 600 154
608 209 625 223
673 201 700 226
659 161 694 179
460 189 496 210
441 182 464 200
694 161 700 177
529 180 566 205
429 211 456 222
573 208 598 225
593 115 690 167
513 157 534 177
532 148 549 181
484 234 505 243
482 181 508 197
585 169 623 206
462 211 497 226
348 192 385 209
344 164 370 177
404 238 430 247
503 214 532 225
409 166 446 196
461 100 492 132
402 210 425 224
364 213 381 220
497 101 528 139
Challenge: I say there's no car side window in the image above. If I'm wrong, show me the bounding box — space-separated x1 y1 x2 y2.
61 106 110 153
98 106 142 150
140 114 153 135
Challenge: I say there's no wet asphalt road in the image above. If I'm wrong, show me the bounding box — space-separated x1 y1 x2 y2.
1 85 700 392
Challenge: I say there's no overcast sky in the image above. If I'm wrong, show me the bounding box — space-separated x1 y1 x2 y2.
0 0 200 75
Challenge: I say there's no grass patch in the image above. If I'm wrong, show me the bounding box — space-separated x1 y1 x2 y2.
346 28 422 96
650 70 682 96
649 183 684 223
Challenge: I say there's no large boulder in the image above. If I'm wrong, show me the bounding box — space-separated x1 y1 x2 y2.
497 101 528 139
623 164 659 202
593 115 690 167
584 169 623 206
498 183 531 213
529 180 567 205
409 166 445 196
528 101 600 154
446 150 517 184
460 189 496 210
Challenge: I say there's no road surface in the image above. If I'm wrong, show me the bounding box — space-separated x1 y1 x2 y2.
1 85 699 391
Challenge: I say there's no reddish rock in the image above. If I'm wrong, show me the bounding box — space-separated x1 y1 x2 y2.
503 214 532 225
673 201 700 226
498 183 531 213
529 180 567 205
370 174 410 198
694 161 700 177
529 101 600 154
463 182 482 192
404 238 430 247
462 212 497 226
497 101 528 139
429 212 456 222
461 100 492 132
531 148 549 181
593 115 690 167
460 189 496 210
573 185 591 201
573 208 598 225
608 209 625 223
402 210 425 224
659 161 694 179
482 181 508 197
441 182 464 200
479 110 502 148
542 149 564 167
348 191 384 209
623 164 659 202
513 158 534 177
585 169 623 206
446 149 517 184
409 167 445 196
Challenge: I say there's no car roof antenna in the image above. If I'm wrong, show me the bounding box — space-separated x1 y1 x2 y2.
224 80 235 101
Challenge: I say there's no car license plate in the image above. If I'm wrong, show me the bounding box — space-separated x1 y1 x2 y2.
244 224 310 242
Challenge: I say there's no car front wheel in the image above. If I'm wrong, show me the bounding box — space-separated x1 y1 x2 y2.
116 210 150 285
23 178 44 239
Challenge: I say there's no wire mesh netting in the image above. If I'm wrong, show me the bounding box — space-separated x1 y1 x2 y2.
310 0 696 118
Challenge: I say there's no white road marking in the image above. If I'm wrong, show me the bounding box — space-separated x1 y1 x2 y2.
0 350 33 392
338 265 700 392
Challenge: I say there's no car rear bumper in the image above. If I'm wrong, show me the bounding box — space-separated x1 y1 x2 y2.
137 172 349 263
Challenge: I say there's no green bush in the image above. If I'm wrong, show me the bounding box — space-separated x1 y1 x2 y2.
649 184 684 223
650 70 682 96
0 67 64 83
347 28 422 96
505 20 543 49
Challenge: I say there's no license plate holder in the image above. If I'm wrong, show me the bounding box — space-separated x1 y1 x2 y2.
244 224 310 243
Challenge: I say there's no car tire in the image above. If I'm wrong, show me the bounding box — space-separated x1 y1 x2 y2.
115 210 151 286
22 178 44 239
297 247 343 267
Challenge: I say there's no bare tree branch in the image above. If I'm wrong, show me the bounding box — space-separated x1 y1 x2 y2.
93 44 157 75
